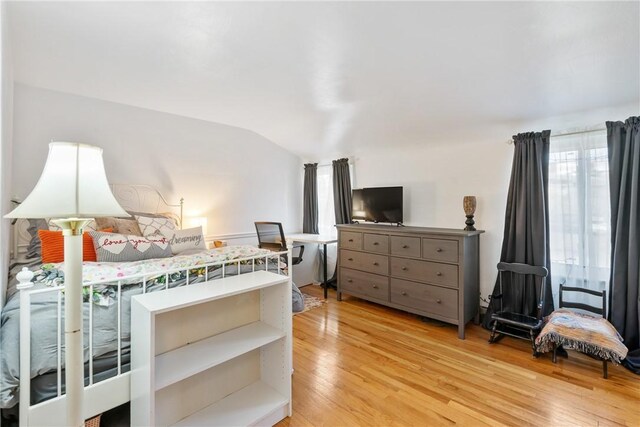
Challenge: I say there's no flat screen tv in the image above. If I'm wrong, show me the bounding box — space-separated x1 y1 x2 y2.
352 186 403 224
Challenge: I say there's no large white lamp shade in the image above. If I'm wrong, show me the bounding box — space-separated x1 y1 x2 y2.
5 142 128 219
4 142 127 427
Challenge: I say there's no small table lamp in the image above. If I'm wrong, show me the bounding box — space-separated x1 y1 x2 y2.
5 142 128 427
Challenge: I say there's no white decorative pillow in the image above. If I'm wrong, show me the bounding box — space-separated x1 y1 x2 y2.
134 214 177 237
89 231 173 262
161 226 206 255
48 219 98 232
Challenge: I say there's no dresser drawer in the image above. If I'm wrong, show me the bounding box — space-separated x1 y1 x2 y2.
390 236 421 257
340 250 389 275
340 268 389 301
422 238 459 263
363 233 389 254
340 231 362 250
390 278 458 319
390 257 458 288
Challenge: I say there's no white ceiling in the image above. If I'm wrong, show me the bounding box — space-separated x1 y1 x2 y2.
8 1 640 160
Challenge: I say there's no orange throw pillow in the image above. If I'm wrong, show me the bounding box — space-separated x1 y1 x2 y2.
38 228 113 263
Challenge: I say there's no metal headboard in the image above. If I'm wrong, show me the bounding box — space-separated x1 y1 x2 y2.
10 184 184 263
109 184 184 228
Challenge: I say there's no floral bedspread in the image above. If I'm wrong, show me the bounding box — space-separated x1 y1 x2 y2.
30 245 279 307
38 245 275 285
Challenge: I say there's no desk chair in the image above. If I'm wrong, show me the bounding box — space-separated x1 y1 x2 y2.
254 222 304 265
488 262 549 356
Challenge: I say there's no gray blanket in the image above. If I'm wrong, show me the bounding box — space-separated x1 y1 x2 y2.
1 263 303 409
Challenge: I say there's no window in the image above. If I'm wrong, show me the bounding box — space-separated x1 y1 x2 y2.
548 130 611 307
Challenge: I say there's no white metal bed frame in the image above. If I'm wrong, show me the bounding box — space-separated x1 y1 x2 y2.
7 185 292 426
16 251 291 426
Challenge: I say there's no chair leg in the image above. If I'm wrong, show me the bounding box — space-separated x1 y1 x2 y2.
488 321 506 343
603 360 608 379
488 322 498 343
552 343 557 363
529 329 538 357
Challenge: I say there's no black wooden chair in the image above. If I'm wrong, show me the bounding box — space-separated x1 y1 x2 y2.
488 262 549 356
551 284 612 378
254 221 304 265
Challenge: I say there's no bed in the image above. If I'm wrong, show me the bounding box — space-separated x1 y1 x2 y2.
0 184 298 426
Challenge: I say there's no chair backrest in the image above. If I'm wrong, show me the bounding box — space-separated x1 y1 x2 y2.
254 222 288 252
497 262 548 278
559 284 606 318
497 262 549 319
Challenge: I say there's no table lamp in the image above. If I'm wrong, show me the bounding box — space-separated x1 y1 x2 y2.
5 142 128 427
185 216 208 236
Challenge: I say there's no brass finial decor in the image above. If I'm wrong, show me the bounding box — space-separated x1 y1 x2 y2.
463 196 477 231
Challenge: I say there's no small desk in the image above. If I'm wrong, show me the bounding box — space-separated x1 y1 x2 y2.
286 233 338 299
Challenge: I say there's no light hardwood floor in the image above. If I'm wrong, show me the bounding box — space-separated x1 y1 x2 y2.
278 285 639 427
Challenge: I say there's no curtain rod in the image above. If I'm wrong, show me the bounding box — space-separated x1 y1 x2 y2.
551 127 606 138
507 126 606 144
317 161 353 168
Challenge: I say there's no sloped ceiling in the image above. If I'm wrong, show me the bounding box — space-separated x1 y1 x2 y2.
8 1 640 159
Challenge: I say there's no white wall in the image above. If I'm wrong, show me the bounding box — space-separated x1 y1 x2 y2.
12 83 303 245
0 3 14 307
353 103 639 307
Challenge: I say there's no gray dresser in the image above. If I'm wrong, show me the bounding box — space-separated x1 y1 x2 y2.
336 224 484 339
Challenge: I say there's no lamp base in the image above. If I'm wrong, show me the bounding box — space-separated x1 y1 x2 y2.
464 214 476 231
55 218 92 427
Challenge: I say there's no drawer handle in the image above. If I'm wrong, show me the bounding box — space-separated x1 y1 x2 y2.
401 266 408 271
402 245 409 249
373 242 379 246
372 285 379 289
348 239 354 242
436 272 443 276
436 299 442 304
347 279 353 283
373 262 379 266
436 248 443 252
401 291 407 296
348 258 354 261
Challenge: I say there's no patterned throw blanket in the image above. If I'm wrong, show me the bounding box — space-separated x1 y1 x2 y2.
535 309 628 363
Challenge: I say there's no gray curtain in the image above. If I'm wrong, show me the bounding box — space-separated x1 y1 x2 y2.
606 116 640 374
483 130 554 328
332 158 352 225
303 163 319 234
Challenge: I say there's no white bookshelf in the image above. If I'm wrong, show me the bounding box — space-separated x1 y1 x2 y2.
131 271 292 426
172 381 288 427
